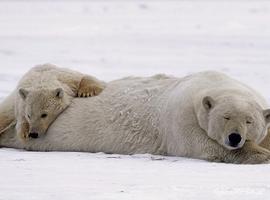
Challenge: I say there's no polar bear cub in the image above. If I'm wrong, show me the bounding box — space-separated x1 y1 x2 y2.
0 63 105 140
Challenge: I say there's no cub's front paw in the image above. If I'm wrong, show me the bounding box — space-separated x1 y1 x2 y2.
17 123 30 142
78 77 104 97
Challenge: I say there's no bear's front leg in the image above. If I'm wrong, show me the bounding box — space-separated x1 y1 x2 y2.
77 76 105 97
229 141 270 164
196 132 270 164
16 117 30 141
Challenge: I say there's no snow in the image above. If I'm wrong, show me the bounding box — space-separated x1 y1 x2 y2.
2 149 270 200
1 0 270 199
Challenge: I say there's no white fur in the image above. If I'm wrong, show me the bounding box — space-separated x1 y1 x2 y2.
1 71 270 164
0 63 105 140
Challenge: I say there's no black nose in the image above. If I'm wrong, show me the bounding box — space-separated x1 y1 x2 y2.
28 132 39 139
228 133 242 147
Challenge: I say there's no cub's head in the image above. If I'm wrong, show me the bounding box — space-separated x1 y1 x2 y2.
198 96 270 150
19 88 71 139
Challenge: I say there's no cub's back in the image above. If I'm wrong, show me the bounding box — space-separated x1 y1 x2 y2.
18 64 61 90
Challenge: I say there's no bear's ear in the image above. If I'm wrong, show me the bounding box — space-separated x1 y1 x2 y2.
54 88 64 98
263 109 270 124
202 96 215 111
19 88 29 100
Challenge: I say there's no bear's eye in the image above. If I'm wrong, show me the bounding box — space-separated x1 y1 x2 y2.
27 114 31 119
224 116 230 120
246 120 252 124
41 113 48 118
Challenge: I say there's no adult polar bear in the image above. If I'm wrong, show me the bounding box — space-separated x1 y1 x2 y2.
1 71 270 164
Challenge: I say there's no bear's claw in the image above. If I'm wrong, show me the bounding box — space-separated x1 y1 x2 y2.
78 77 104 98
18 121 30 142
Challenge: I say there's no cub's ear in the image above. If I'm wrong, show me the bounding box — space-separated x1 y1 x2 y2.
263 109 270 124
19 88 29 100
54 88 64 98
202 96 215 111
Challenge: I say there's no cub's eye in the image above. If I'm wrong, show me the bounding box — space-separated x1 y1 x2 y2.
27 115 31 119
246 120 252 124
224 117 230 120
41 114 48 118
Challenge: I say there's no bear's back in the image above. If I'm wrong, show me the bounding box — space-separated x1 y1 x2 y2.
18 64 68 90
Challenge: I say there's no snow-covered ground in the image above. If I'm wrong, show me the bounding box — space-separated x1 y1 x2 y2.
1 0 270 199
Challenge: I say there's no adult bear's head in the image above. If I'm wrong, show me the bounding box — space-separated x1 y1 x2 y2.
198 96 270 150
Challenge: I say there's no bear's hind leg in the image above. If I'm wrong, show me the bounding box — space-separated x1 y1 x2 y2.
0 116 15 135
0 92 16 134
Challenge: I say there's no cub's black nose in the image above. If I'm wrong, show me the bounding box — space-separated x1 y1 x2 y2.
29 132 39 139
228 133 242 147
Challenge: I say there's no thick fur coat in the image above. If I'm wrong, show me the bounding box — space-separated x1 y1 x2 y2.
0 64 105 140
1 71 270 164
